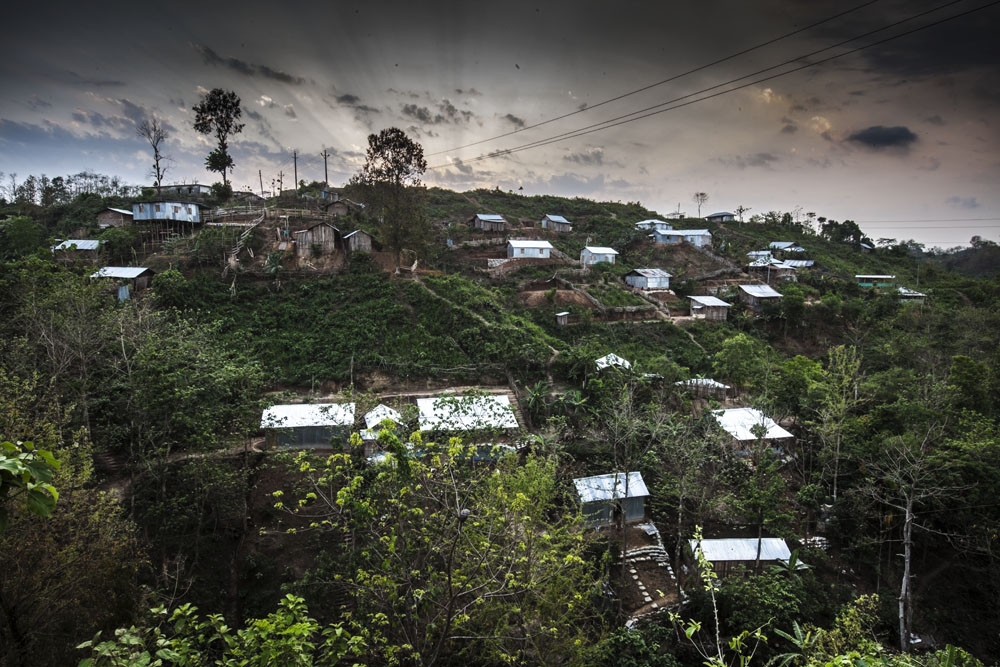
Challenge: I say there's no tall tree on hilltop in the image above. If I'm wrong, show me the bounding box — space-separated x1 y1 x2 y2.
136 118 170 187
349 127 428 271
192 89 244 188
692 191 709 217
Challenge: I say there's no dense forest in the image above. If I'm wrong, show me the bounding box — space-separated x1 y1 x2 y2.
1 167 999 667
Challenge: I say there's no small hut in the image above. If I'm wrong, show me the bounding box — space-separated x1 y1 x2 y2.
706 212 735 223
360 403 403 455
674 378 731 400
689 295 731 321
294 222 342 257
90 266 155 301
652 229 713 248
52 239 102 262
624 268 671 290
855 274 896 289
97 207 134 228
555 311 570 326
580 246 618 266
507 239 554 258
260 403 356 449
595 353 631 371
573 472 649 528
469 214 507 232
540 214 572 232
417 394 520 434
343 229 375 253
712 407 793 447
738 284 782 311
688 537 792 576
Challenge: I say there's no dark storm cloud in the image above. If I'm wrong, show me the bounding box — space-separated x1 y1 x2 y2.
193 44 305 84
718 153 779 169
401 100 474 125
563 147 604 166
336 94 361 105
455 88 482 96
245 109 263 121
450 158 474 175
402 104 436 123
502 113 526 129
55 70 125 87
71 109 134 133
780 117 798 134
926 115 945 126
846 125 918 150
284 105 297 119
946 195 980 209
438 99 473 124
26 96 51 111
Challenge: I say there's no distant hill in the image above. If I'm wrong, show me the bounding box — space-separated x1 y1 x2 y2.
932 244 1000 278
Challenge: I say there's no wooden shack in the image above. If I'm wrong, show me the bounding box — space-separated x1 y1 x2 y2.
652 228 713 248
52 239 102 262
689 295 731 321
97 207 134 228
581 246 618 266
344 229 375 253
688 537 792 577
674 378 731 400
540 214 572 232
573 472 649 528
294 222 342 257
738 284 782 312
625 268 671 290
90 266 155 301
260 403 356 449
469 213 507 232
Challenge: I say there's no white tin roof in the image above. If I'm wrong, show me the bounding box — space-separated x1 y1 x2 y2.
712 407 793 441
898 286 927 298
689 295 731 307
574 472 649 503
689 537 791 562
583 246 618 255
739 284 783 298
595 353 631 370
364 404 402 429
508 239 554 249
769 242 805 251
91 266 151 279
417 394 519 431
260 403 356 429
855 274 896 279
52 239 101 251
629 268 672 278
675 378 730 390
105 207 134 216
658 228 711 237
475 214 506 222
543 214 569 223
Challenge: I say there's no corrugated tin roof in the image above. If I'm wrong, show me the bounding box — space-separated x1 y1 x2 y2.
595 353 631 370
475 214 506 222
417 394 519 431
706 211 734 218
689 295 731 307
859 242 874 249
855 274 895 279
629 268 672 278
689 537 791 562
712 407 793 440
583 246 618 255
508 239 554 249
574 472 649 503
260 403 356 429
739 284 783 298
91 266 151 279
781 259 815 268
52 239 101 251
769 242 804 250
105 207 133 216
343 229 371 239
898 286 927 298
657 229 711 236
635 218 670 227
543 214 569 223
747 250 773 258
364 404 402 429
675 378 730 389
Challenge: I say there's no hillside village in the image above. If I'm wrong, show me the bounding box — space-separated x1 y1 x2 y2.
1 170 999 667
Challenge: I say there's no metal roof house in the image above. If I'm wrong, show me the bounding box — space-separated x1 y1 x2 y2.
540 214 572 232
635 219 673 232
52 239 102 255
856 274 896 289
769 242 805 253
150 183 213 197
689 295 731 321
91 266 155 301
595 353 631 371
343 229 375 253
898 286 927 302
689 537 792 576
746 250 774 261
652 228 713 248
469 213 507 232
260 403 356 449
294 222 343 257
739 284 783 311
417 394 520 433
674 378 731 399
574 472 649 528
507 239 554 259
581 246 618 266
97 207 134 228
360 404 403 452
132 201 204 223
706 212 736 223
712 407 793 442
625 268 672 290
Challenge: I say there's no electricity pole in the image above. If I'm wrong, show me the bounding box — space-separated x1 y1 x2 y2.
278 171 284 196
292 150 298 197
321 149 330 188
259 169 264 198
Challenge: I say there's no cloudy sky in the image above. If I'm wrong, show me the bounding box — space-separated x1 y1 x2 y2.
1 0 998 246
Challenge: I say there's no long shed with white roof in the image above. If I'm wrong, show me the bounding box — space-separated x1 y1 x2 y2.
573 471 648 527
712 407 793 442
260 403 356 449
689 537 792 576
581 246 618 266
417 394 520 433
689 295 731 321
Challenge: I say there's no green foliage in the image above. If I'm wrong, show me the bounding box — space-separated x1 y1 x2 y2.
0 440 60 530
97 225 138 264
585 625 680 667
77 594 361 666
0 216 47 259
192 89 244 186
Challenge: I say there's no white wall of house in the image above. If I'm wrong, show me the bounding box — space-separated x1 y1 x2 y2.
133 202 201 223
507 243 551 258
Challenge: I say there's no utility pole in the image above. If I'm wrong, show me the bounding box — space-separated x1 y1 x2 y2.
277 171 284 196
292 150 298 197
320 149 330 188
259 169 264 198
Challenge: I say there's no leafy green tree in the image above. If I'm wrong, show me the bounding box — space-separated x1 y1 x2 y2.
77 594 361 666
348 127 429 271
0 440 59 531
0 216 47 260
712 333 772 393
192 89 244 187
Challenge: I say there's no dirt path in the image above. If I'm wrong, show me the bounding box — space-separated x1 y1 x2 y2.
415 278 492 327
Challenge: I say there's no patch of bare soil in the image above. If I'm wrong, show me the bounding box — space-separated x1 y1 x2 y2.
517 290 596 308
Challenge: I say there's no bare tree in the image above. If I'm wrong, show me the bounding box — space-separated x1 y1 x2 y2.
137 119 170 187
735 205 751 224
692 192 709 218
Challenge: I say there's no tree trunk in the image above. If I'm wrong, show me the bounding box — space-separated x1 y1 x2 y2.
899 495 914 652
755 508 764 574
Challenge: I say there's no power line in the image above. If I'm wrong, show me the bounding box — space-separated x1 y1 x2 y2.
425 0 882 157
855 217 1000 223
430 0 997 169
857 224 1000 229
